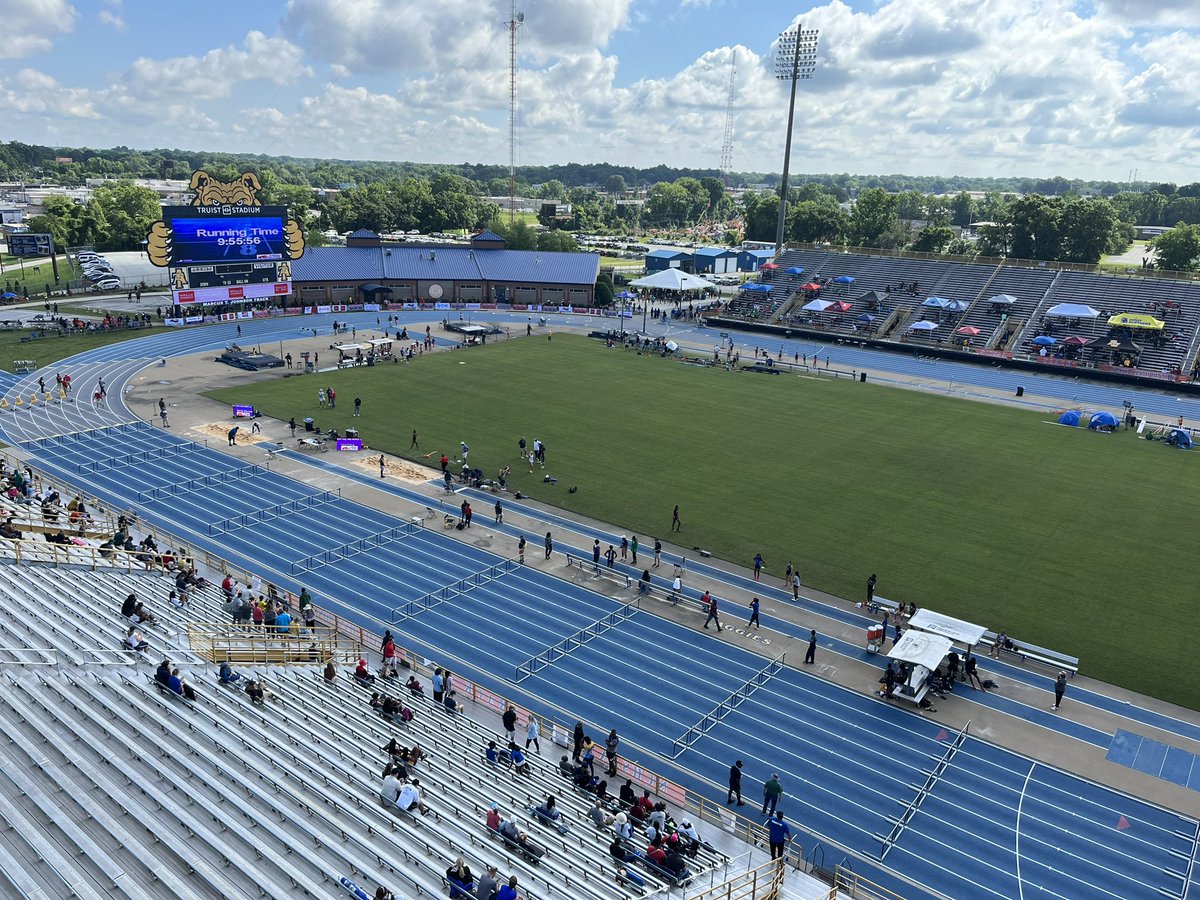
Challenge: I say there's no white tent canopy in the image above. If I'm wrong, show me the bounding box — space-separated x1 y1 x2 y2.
629 269 716 292
1046 303 1101 318
907 609 987 647
887 629 954 672
802 298 835 312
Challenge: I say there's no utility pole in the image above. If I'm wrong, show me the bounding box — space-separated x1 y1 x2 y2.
773 25 819 256
508 1 524 227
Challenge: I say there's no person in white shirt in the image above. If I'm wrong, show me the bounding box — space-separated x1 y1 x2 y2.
396 778 428 815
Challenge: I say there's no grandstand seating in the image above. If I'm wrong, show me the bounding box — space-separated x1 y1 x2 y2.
0 557 732 899
721 249 1200 381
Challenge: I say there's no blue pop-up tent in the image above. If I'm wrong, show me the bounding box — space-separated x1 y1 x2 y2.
1168 429 1193 449
1088 411 1119 430
1058 411 1081 426
833 275 855 284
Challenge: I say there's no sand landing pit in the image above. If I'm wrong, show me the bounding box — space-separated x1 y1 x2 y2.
351 455 432 484
192 422 270 445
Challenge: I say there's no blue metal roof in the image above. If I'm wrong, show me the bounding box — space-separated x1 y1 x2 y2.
293 245 597 286
741 249 775 259
347 229 379 239
383 247 484 281
472 230 505 243
291 247 383 281
646 249 689 260
693 246 738 258
476 249 599 286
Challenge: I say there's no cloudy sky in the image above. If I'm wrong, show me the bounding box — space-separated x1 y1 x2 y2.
3 0 1199 181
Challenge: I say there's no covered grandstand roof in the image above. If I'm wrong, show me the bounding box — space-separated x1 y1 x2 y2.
291 245 599 286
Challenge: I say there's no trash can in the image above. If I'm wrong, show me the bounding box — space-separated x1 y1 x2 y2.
859 372 867 383
304 417 314 432
1016 386 1024 397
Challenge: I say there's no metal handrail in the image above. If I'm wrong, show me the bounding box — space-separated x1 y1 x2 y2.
0 536 187 573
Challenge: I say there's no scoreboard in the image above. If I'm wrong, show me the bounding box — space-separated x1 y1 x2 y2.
162 205 291 267
175 261 283 289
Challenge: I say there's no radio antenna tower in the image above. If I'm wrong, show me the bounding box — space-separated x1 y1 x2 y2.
720 50 737 187
508 1 524 226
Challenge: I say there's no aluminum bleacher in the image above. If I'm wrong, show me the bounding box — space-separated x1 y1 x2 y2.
0 557 738 899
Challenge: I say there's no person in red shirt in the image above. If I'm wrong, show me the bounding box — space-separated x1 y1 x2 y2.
646 841 666 866
486 803 501 831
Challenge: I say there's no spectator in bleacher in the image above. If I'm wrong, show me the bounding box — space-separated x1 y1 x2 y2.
432 668 445 703
486 802 501 831
251 601 264 627
495 875 519 900
557 755 573 779
46 530 70 546
443 690 461 716
610 835 641 865
534 795 568 834
244 680 265 704
485 740 501 765
323 661 336 682
303 603 316 632
155 659 171 685
218 661 243 686
475 865 499 900
408 743 425 768
125 626 149 653
379 768 403 806
589 797 615 828
572 761 593 790
121 593 138 618
525 716 540 753
509 742 530 775
263 601 277 628
645 838 666 867
354 659 375 685
129 601 156 626
580 735 596 776
676 819 709 858
381 636 399 678
395 778 428 815
405 675 424 696
613 811 633 840
647 802 668 832
446 858 475 899
502 703 518 743
168 668 197 701
498 819 542 861
632 789 654 822
765 811 792 860
0 518 21 540
372 888 395 900
616 864 646 889
275 608 291 633
605 729 620 776
663 842 691 880
619 780 636 807
221 574 233 600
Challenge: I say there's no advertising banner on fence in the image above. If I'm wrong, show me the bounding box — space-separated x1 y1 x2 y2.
434 302 451 310
363 303 381 312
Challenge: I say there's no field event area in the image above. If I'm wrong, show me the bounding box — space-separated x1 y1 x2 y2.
209 335 1193 708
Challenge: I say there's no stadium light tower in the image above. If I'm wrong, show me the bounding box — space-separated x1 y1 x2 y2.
773 24 819 255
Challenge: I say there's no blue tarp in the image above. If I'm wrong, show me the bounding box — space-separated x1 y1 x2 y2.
1089 411 1119 430
1058 411 1081 426
741 283 772 293
1033 336 1057 346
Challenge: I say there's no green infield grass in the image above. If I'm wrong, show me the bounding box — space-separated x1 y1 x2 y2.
208 334 1196 708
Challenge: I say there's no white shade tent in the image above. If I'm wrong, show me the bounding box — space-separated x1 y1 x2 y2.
629 269 717 292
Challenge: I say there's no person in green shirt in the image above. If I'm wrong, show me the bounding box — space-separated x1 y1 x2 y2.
762 773 783 816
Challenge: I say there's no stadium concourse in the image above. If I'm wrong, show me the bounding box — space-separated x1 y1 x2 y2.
0 310 1198 900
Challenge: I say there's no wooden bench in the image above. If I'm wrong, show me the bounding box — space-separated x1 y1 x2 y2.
981 629 1079 676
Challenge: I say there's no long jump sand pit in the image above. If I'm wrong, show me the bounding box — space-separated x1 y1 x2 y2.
191 422 271 445
351 455 432 484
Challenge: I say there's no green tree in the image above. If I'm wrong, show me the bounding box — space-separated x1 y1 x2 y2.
742 192 779 243
950 192 976 228
493 219 537 250
911 225 956 253
895 190 926 221
848 188 900 247
604 174 627 195
1008 195 1061 260
1058 197 1118 264
536 231 579 253
594 273 614 307
540 179 566 200
787 201 847 243
24 213 68 252
1151 223 1200 272
945 236 976 257
92 181 161 251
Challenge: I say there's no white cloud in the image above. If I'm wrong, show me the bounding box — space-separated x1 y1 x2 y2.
119 31 310 102
0 68 99 119
1095 0 1200 28
281 0 633 73
98 10 127 32
1 0 77 59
